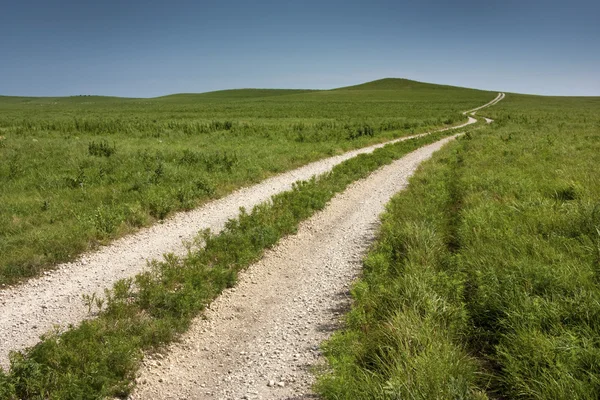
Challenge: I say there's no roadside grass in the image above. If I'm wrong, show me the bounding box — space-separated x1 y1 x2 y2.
316 94 600 399
0 79 493 285
0 128 463 399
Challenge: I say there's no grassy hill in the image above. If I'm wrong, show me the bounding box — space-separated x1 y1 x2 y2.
0 78 484 103
155 88 315 102
334 77 450 91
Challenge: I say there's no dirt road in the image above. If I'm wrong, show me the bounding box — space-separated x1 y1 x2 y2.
130 135 461 399
0 112 481 369
128 94 504 399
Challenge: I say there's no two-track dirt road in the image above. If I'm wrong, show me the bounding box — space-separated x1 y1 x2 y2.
129 95 504 399
0 102 491 369
0 94 504 399
129 135 462 400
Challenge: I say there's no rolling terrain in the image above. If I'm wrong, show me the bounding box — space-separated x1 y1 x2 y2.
5 81 596 399
0 80 500 398
0 79 493 285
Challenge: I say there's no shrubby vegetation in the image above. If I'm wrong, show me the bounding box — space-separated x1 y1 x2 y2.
317 94 600 399
0 79 492 284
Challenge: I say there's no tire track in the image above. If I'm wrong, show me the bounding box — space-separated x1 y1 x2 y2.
0 95 501 369
130 94 504 399
131 135 461 399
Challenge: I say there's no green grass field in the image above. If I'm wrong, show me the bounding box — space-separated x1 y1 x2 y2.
0 79 493 285
3 79 598 399
317 94 600 399
0 123 464 400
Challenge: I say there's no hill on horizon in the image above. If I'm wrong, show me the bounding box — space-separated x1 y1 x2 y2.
156 78 485 101
0 78 488 101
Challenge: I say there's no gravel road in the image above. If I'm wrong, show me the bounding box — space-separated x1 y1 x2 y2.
0 94 502 374
0 116 478 369
129 135 461 400
465 92 505 114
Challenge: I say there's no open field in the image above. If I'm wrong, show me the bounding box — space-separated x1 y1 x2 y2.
9 81 597 399
0 111 482 369
317 94 600 399
0 79 494 285
0 127 472 399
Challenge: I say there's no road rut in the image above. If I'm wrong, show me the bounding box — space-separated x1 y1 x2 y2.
0 115 478 369
130 135 460 399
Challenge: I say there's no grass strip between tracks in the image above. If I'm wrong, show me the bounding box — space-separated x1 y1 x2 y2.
0 127 460 399
316 95 600 399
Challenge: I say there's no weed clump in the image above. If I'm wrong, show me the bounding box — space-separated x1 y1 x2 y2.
88 140 116 157
347 123 375 139
552 184 578 201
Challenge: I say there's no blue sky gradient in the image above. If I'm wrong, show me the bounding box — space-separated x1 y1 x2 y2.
1 0 598 97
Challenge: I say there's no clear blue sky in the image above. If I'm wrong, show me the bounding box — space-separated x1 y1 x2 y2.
1 0 598 97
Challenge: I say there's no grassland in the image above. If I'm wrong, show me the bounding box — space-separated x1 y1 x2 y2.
0 79 493 285
0 127 467 399
317 94 600 399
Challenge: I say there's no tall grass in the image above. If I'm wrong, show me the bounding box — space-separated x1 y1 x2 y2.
317 139 487 399
317 94 600 399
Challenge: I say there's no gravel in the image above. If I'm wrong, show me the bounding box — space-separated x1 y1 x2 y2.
0 94 502 375
0 120 477 370
129 135 460 400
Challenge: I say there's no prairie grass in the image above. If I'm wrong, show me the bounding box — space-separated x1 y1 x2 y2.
0 79 493 285
317 94 600 399
0 128 461 399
